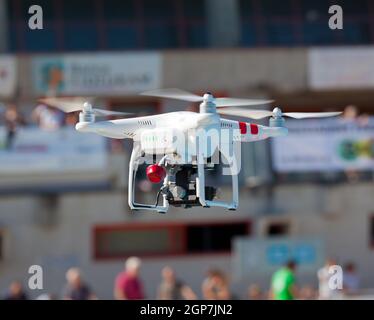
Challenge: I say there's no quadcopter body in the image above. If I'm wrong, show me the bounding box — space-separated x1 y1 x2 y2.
41 89 341 213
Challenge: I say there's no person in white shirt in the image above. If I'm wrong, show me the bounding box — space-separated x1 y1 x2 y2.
317 258 343 300
32 104 64 131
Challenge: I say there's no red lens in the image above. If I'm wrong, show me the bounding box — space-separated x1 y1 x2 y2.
146 164 166 184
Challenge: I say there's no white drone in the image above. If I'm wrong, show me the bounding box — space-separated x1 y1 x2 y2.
40 89 341 213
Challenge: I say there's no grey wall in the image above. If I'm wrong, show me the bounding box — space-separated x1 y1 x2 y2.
16 48 308 101
162 48 307 93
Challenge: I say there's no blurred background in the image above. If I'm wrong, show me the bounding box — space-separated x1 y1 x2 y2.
0 0 374 300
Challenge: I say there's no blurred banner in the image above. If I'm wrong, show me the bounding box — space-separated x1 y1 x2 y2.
0 127 107 174
233 237 325 278
0 55 17 97
32 53 162 96
272 118 374 173
308 47 374 90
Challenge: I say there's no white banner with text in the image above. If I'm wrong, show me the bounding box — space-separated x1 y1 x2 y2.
272 118 374 172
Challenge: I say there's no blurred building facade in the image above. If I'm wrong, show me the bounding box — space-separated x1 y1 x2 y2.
1 0 373 52
0 0 374 299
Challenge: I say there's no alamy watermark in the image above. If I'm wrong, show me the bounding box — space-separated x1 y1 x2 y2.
28 5 43 30
25 263 344 292
28 265 43 290
27 4 344 31
329 5 344 30
327 265 343 290
133 127 243 176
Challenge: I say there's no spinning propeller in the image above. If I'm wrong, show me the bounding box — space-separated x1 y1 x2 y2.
40 90 341 121
141 88 341 120
141 88 274 107
38 97 132 117
217 106 342 120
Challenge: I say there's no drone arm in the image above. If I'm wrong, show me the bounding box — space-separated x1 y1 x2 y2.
75 117 147 140
239 124 288 142
220 119 288 143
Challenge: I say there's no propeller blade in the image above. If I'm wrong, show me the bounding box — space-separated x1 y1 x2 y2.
283 112 342 119
93 108 132 117
218 107 342 120
140 88 203 102
38 97 92 113
39 97 132 117
218 107 274 119
215 98 274 107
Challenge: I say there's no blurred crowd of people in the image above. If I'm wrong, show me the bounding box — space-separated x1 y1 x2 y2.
0 102 75 150
269 258 360 300
0 102 73 132
0 102 128 152
1 256 360 301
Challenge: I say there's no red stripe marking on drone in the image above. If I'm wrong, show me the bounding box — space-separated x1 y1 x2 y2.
239 122 247 134
250 123 258 134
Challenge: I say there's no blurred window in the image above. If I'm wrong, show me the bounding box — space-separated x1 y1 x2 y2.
93 220 250 259
338 0 370 15
62 0 95 21
240 0 254 20
183 0 208 48
265 22 296 46
144 21 178 49
370 215 374 247
266 222 291 237
239 0 372 47
7 0 58 52
62 0 99 51
141 0 207 49
186 223 249 253
64 22 99 51
7 0 372 51
23 22 59 52
0 231 3 260
105 25 138 49
338 21 371 45
300 0 330 19
302 22 336 45
185 23 208 48
95 227 179 258
103 0 135 20
239 0 261 47
103 0 138 49
143 0 174 19
260 0 293 17
16 0 56 21
241 22 257 46
240 0 298 47
6 0 208 52
301 0 371 46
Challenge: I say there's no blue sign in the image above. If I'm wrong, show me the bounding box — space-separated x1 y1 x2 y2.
233 237 325 277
